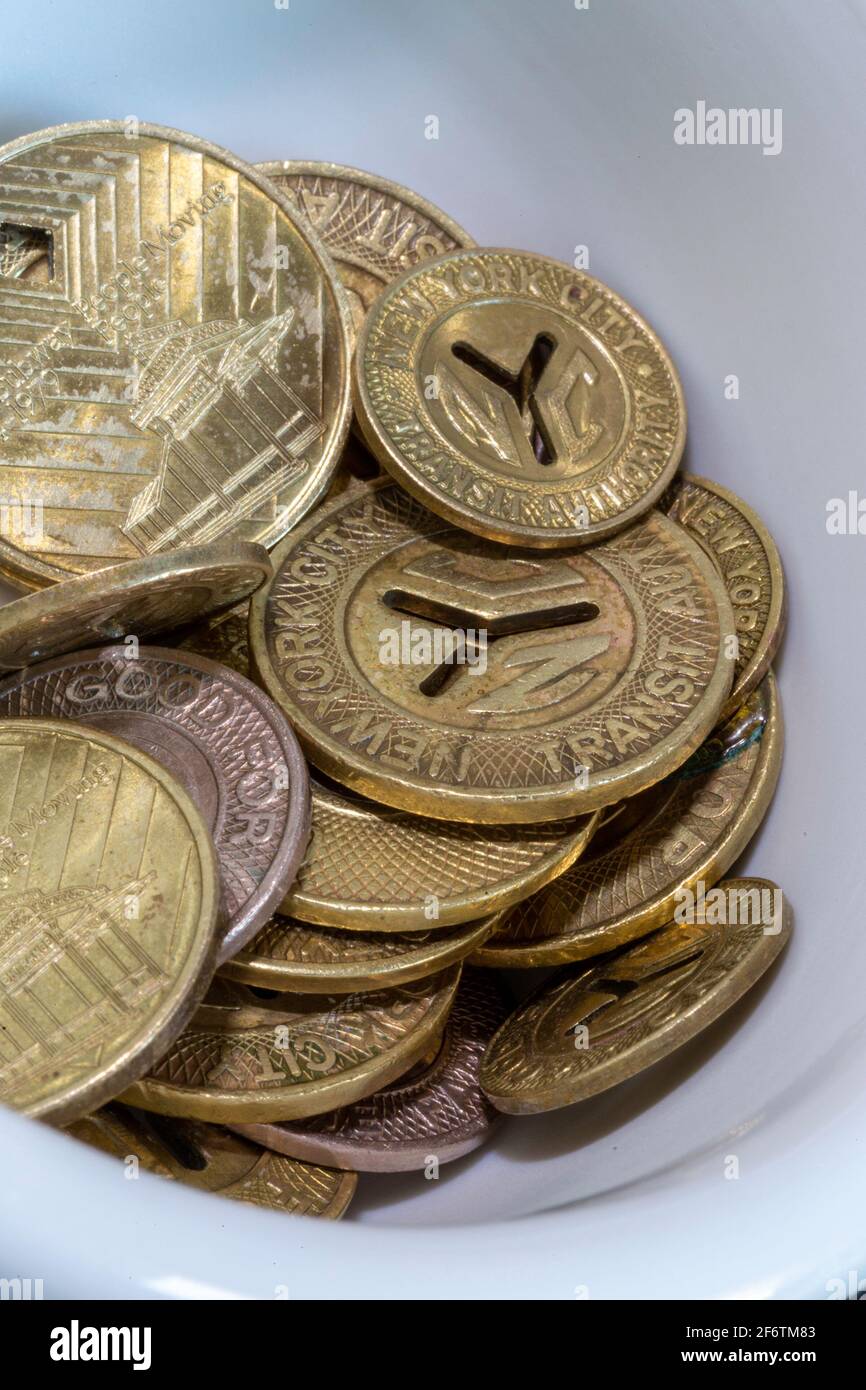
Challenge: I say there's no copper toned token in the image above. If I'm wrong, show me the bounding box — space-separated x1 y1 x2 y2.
480 879 792 1114
0 540 272 670
234 968 509 1172
0 646 310 963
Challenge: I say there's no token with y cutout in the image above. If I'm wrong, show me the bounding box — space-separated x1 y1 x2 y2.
250 480 736 823
353 248 685 547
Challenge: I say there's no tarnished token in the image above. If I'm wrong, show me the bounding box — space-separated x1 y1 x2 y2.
0 645 310 963
221 912 498 992
474 677 781 966
0 121 352 589
250 480 735 823
0 541 271 670
480 878 792 1114
234 968 508 1172
172 580 600 928
353 248 685 547
122 970 461 1123
0 719 219 1123
258 161 473 336
664 474 785 717
66 1106 356 1219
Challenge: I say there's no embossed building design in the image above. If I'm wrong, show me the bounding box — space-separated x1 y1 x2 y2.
124 311 323 553
0 876 163 1083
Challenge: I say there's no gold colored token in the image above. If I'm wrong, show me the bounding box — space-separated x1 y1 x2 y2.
66 1106 356 1218
0 121 352 589
220 911 499 993
352 248 685 547
172 574 600 927
664 474 785 717
0 540 271 671
258 160 474 336
65 1106 171 1176
480 878 792 1114
0 718 219 1123
284 776 599 929
250 480 735 824
121 969 461 1123
474 677 781 967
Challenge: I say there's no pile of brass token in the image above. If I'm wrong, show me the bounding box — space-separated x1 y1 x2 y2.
0 124 789 1223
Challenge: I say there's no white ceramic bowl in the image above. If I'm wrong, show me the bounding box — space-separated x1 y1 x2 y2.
0 0 861 1299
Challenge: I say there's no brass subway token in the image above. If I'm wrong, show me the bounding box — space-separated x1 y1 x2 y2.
0 541 272 671
250 480 736 824
172 576 600 928
0 645 311 964
234 968 509 1172
0 121 352 589
122 969 461 1123
220 912 500 993
66 1106 356 1219
480 878 792 1114
258 161 474 336
474 676 781 967
283 775 600 929
664 474 785 717
0 718 219 1123
352 248 685 547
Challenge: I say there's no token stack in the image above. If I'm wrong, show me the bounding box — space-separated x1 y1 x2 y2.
0 124 787 1220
